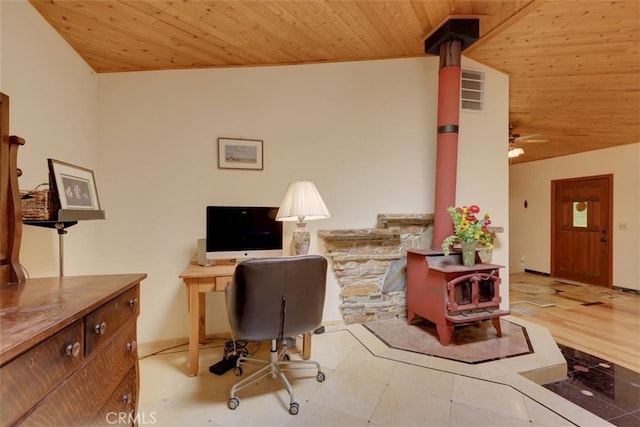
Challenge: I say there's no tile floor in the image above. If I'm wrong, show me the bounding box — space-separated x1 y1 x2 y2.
138 321 613 426
543 344 640 427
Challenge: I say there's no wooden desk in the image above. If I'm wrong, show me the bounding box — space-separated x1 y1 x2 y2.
179 262 312 376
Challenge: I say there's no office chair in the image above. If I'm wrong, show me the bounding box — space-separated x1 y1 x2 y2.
225 255 328 415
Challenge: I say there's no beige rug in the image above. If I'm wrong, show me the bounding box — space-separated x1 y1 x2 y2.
363 317 533 364
511 281 557 295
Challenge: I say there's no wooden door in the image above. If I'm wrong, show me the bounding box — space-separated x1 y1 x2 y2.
551 175 612 287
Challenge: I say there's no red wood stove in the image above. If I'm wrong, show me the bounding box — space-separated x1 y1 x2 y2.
406 248 510 346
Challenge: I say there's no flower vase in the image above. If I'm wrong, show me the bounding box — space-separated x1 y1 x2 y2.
461 241 477 267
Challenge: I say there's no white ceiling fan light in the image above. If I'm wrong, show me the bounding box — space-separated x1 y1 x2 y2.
508 146 525 158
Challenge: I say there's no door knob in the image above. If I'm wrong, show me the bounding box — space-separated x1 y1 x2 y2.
600 230 608 242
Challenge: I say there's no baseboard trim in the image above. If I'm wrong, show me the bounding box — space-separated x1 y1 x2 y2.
138 332 232 358
137 321 347 359
613 286 640 295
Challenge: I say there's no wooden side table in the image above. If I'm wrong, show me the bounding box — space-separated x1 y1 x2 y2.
180 262 312 376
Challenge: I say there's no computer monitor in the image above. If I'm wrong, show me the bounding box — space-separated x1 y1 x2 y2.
205 206 283 261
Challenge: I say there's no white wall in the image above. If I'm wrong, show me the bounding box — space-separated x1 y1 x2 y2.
1 0 101 277
95 57 509 344
3 0 510 347
510 143 640 290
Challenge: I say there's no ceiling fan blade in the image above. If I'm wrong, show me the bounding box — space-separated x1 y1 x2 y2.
514 134 549 144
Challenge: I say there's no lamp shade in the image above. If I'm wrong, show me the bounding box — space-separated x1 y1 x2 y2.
276 181 330 222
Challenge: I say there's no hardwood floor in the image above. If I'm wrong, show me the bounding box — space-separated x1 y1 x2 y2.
509 272 640 373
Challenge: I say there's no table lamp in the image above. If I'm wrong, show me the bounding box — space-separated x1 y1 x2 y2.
276 180 330 255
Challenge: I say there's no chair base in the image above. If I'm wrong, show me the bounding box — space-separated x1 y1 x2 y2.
227 338 325 414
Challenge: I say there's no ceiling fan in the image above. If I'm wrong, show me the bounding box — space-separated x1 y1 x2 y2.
508 124 549 158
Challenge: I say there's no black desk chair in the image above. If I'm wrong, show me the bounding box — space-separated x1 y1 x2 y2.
225 255 328 415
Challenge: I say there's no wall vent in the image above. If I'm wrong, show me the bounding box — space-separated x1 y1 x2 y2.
461 69 484 111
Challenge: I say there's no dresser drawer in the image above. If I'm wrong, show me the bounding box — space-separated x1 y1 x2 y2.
91 367 137 426
85 285 139 356
0 320 84 426
21 319 138 426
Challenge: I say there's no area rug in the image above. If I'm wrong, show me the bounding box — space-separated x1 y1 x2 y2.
363 317 533 364
511 281 556 295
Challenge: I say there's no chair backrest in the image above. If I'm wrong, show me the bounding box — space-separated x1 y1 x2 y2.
225 255 328 342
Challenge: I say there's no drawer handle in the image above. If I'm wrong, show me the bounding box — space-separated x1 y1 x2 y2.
95 322 107 335
66 342 81 357
122 393 132 404
126 340 137 352
129 298 138 308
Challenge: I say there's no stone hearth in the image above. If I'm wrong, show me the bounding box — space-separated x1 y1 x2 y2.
318 214 434 324
319 213 502 325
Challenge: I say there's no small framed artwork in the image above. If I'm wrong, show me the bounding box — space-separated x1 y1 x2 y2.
48 159 101 210
218 137 263 170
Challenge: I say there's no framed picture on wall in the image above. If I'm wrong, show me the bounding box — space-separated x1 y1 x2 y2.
48 159 101 210
218 137 263 170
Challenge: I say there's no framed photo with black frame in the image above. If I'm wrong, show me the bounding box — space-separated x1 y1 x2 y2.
47 158 105 221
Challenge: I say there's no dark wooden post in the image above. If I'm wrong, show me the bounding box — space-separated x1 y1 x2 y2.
1 92 26 285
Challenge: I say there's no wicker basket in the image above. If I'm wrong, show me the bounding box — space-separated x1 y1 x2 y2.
21 184 57 220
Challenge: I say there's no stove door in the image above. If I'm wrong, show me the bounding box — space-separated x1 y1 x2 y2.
446 271 501 312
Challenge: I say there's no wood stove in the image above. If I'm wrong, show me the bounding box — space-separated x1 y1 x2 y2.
406 248 509 346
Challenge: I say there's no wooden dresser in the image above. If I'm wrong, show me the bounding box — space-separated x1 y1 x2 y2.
0 273 146 426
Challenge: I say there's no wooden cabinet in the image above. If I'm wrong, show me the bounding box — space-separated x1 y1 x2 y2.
0 273 146 426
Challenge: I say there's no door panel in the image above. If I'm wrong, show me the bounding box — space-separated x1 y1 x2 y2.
551 175 612 287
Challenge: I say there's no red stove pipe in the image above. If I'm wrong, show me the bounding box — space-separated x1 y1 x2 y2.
432 39 462 250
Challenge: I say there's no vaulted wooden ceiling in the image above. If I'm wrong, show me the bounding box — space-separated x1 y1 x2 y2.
29 0 639 164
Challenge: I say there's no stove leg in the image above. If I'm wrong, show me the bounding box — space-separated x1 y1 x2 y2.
491 317 503 337
407 310 415 325
437 323 453 346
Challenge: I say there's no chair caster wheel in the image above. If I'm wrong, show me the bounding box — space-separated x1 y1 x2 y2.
289 402 299 415
316 371 326 382
234 366 243 376
228 397 240 410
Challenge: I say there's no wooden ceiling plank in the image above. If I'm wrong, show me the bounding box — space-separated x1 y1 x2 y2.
109 1 295 68
326 0 392 57
352 2 411 56
320 1 383 58
206 2 348 62
237 1 339 62
278 0 360 58
144 1 275 66
258 1 343 59
377 0 429 53
114 2 257 68
43 0 241 70
319 0 390 59
406 0 436 36
124 0 277 66
207 1 319 63
28 0 205 71
410 0 450 39
303 0 386 59
465 0 543 55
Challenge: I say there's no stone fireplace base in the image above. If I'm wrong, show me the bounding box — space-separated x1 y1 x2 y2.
318 214 434 324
